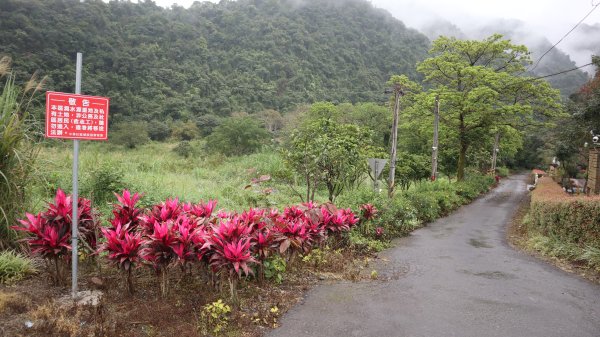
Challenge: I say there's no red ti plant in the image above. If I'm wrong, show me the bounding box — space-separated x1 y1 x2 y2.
171 215 203 273
204 218 257 306
13 189 100 285
13 212 70 285
183 199 217 222
111 190 144 232
251 224 277 283
140 218 179 296
140 198 182 234
43 189 100 252
359 204 377 221
359 203 378 236
76 197 101 252
273 217 311 264
99 222 142 294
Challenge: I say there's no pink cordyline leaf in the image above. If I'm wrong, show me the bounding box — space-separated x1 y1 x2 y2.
183 199 217 219
359 204 378 221
111 190 144 232
99 223 142 271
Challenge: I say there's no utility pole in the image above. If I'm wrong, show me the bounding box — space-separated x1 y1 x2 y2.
491 132 500 175
431 95 440 181
388 83 403 198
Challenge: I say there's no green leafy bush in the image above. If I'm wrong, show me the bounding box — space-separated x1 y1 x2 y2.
263 255 286 284
110 121 150 149
84 162 126 207
171 120 199 141
173 140 193 158
147 120 171 141
403 190 441 223
0 251 38 284
207 116 270 156
199 299 231 336
529 177 600 249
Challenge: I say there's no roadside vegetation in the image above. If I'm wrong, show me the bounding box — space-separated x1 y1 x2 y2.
520 177 600 275
3 1 599 335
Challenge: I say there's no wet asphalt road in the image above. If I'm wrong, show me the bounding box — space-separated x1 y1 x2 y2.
267 175 600 337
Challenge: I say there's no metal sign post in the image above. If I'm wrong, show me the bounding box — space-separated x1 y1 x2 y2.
45 53 110 299
71 52 82 299
368 158 388 193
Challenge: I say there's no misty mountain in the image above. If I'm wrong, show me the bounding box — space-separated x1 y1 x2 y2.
0 0 429 123
421 18 590 98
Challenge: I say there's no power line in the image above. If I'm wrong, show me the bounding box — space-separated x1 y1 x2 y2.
528 2 599 73
525 62 593 82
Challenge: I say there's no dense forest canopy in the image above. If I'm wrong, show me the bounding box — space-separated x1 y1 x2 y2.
0 0 430 124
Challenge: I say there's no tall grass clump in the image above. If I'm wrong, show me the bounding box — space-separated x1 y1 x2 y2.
0 250 38 284
0 56 44 249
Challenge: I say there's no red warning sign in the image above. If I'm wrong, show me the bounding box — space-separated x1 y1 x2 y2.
45 92 109 140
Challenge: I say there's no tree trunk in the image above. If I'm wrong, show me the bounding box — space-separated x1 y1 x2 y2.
159 267 169 297
126 267 135 295
457 141 468 181
229 275 239 308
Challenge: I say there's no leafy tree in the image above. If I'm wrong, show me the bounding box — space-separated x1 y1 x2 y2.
393 152 430 190
283 103 375 202
206 116 270 156
416 34 562 180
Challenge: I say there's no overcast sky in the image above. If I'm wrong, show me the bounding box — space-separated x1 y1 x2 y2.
147 0 600 67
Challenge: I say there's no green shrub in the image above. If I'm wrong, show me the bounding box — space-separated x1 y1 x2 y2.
372 195 420 237
147 120 171 141
199 299 231 336
404 190 441 223
110 121 150 149
207 116 270 156
529 177 600 248
173 140 193 158
263 255 286 284
84 162 126 207
455 174 495 201
196 114 223 137
348 231 389 252
171 120 199 141
496 166 510 177
0 251 38 284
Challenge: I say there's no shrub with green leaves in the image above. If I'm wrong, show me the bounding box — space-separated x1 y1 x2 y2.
173 140 193 158
263 254 286 284
199 299 231 336
207 116 270 156
110 121 150 149
0 250 38 284
529 177 600 249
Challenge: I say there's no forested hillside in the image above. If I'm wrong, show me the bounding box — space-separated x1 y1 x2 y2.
0 0 429 123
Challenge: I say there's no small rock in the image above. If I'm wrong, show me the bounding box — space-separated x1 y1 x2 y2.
24 320 34 328
318 275 326 280
89 277 105 289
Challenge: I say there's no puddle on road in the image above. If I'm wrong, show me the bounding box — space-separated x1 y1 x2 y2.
459 269 517 280
469 238 493 248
